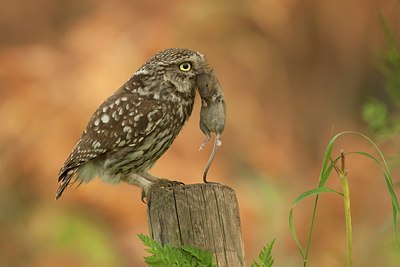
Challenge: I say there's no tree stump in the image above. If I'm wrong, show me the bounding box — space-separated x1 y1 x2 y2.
147 183 245 267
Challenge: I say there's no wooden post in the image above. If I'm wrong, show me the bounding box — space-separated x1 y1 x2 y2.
147 183 245 267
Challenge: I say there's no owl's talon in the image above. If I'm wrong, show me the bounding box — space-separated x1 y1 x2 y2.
143 179 184 204
155 178 184 188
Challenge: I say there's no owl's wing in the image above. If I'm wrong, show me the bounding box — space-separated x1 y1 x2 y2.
58 89 165 181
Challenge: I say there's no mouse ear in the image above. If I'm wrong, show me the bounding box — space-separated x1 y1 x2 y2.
196 69 223 99
196 73 211 97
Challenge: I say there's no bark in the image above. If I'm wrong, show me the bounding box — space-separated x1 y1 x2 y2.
147 183 245 267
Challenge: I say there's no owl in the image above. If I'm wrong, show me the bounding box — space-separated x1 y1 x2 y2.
56 48 213 200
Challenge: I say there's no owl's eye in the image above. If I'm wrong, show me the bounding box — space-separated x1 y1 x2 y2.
179 62 192 72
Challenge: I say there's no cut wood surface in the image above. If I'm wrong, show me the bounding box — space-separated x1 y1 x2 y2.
147 183 245 267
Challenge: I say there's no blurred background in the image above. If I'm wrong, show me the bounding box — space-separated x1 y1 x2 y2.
1 0 400 266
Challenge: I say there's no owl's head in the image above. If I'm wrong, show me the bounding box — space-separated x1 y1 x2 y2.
134 48 210 95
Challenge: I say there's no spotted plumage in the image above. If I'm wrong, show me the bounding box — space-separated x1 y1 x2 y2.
56 48 210 200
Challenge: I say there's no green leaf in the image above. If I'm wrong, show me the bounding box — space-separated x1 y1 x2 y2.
348 148 400 245
251 239 276 267
181 245 215 264
138 234 216 267
289 187 342 258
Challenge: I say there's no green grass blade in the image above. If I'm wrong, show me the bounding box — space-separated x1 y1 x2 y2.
319 157 340 187
318 132 348 180
342 133 400 247
302 132 348 264
346 150 400 245
289 187 343 260
350 151 399 210
291 187 343 207
393 203 399 247
303 195 318 266
345 131 391 171
290 130 400 265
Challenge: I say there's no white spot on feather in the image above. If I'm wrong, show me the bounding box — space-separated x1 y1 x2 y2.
119 140 126 146
92 140 101 149
135 68 148 75
101 114 110 123
123 126 132 133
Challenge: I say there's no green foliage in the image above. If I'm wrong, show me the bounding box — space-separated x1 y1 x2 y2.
379 14 400 106
289 131 400 266
363 14 400 136
138 234 216 267
139 234 276 267
251 239 275 267
362 98 389 133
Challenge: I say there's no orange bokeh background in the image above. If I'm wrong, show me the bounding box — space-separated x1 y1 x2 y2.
1 0 400 266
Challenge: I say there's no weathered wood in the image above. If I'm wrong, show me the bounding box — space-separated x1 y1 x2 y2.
147 183 245 267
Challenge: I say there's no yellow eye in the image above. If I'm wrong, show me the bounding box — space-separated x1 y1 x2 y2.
179 62 192 72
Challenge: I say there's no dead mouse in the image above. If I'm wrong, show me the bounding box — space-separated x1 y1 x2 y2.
196 70 226 182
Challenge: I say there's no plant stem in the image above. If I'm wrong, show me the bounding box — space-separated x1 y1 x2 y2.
303 195 319 267
340 173 353 267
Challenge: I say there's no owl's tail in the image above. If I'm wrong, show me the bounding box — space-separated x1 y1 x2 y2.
56 169 76 200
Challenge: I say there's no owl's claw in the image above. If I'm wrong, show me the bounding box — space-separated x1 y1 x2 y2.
153 178 185 188
142 179 184 204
